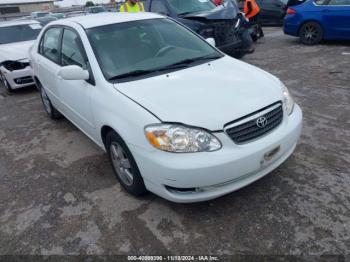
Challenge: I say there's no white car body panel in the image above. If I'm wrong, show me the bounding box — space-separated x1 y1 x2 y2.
115 56 283 131
29 13 303 202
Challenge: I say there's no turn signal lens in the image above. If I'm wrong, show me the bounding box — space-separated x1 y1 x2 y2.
145 124 222 153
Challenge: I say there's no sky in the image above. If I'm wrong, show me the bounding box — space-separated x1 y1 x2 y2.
54 0 113 7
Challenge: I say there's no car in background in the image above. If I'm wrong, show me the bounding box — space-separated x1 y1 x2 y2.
65 11 86 18
14 15 32 21
51 13 66 19
284 0 350 45
238 0 288 25
35 16 58 26
142 0 252 58
86 6 108 14
0 20 42 92
256 0 288 25
31 11 51 19
29 13 302 203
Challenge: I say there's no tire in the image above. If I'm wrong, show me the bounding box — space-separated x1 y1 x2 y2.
106 131 147 196
0 73 13 93
299 22 323 45
38 82 61 119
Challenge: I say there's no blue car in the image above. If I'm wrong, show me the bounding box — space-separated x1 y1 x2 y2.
284 0 350 44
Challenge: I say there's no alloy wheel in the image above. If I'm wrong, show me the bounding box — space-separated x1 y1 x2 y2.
110 142 134 187
0 73 9 91
301 24 320 44
304 25 319 43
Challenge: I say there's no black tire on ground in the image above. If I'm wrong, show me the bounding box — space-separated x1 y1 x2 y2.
106 131 148 196
37 81 61 119
299 21 323 45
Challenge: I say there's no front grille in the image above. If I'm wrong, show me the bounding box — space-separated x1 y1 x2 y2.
225 103 283 144
210 20 237 46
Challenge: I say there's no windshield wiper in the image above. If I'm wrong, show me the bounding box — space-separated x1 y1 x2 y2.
109 64 189 81
168 54 222 67
108 55 221 81
178 10 203 16
108 69 155 81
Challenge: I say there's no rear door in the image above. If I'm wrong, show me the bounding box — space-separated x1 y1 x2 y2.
322 0 350 38
36 27 62 107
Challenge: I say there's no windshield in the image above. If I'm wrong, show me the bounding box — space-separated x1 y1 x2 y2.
0 24 42 44
87 18 222 81
167 0 216 15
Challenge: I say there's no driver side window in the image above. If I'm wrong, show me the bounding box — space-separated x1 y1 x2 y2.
151 0 169 15
61 29 87 68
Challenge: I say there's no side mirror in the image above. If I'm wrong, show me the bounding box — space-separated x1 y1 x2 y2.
58 65 89 81
206 37 216 47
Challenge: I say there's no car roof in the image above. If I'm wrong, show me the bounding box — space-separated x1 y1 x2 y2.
57 12 163 29
0 19 40 27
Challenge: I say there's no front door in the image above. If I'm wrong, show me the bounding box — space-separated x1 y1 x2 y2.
57 28 96 138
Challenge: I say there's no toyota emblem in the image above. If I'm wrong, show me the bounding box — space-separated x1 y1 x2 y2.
256 116 268 128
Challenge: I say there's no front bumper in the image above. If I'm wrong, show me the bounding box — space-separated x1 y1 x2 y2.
0 66 35 89
130 105 303 203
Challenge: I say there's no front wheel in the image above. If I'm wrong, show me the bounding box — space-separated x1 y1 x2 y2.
299 22 323 45
106 131 147 196
0 73 13 92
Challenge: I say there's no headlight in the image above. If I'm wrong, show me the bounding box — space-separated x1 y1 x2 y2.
145 124 222 153
282 84 295 115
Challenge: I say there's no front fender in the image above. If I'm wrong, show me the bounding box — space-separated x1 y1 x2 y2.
93 83 161 152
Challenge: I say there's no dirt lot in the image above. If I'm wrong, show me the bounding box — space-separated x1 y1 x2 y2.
0 27 349 256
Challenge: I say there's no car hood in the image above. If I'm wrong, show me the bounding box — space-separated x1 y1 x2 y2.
180 1 238 20
114 56 284 131
0 41 34 63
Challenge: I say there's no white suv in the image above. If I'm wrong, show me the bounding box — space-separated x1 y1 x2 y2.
29 13 302 203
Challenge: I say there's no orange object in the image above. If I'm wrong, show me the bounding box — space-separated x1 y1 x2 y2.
287 8 297 14
243 0 260 19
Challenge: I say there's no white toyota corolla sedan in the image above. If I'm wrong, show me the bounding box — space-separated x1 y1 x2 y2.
29 13 302 203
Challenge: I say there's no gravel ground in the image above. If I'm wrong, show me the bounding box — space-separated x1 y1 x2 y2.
0 27 349 257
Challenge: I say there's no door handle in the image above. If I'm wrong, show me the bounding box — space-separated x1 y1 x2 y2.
322 9 330 12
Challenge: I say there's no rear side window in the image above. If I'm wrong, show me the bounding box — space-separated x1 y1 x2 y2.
39 27 61 63
328 0 350 4
61 29 87 68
